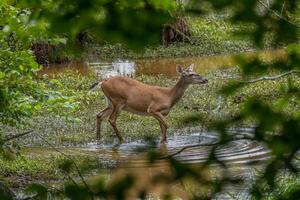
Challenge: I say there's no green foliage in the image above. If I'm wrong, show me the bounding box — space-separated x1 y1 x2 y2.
0 3 44 125
0 2 82 126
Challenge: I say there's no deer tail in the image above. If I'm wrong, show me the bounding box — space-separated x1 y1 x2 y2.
89 81 102 92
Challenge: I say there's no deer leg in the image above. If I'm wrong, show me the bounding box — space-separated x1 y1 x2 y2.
108 105 124 143
96 107 111 140
151 112 168 143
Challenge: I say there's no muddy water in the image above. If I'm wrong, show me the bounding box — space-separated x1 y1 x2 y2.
40 49 285 78
134 49 285 77
39 61 91 78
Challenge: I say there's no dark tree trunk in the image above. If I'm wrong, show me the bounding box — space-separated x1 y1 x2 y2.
162 16 192 46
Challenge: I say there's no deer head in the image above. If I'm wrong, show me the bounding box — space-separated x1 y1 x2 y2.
176 64 208 84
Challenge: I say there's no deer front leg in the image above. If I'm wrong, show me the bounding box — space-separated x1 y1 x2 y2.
151 112 168 143
96 107 111 140
108 105 124 143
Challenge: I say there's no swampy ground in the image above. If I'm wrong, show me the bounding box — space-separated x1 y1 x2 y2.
1 48 299 199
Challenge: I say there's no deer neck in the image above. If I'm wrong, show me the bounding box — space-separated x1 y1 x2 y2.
169 77 189 107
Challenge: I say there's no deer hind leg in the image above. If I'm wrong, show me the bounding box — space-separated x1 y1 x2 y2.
151 112 168 143
108 104 124 143
96 107 111 140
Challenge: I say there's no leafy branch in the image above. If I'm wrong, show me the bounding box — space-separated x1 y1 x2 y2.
3 130 33 143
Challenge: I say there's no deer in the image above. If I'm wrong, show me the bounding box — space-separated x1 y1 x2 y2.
90 64 208 144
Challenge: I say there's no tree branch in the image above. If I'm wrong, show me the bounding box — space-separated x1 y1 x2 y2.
240 70 300 84
4 130 33 142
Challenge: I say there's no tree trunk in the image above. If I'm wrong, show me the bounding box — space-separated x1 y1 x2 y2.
161 16 192 46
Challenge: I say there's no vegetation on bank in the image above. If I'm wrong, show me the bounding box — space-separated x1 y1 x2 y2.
85 15 255 61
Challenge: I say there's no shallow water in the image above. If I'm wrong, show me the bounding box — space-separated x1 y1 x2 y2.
80 129 270 166
22 129 268 199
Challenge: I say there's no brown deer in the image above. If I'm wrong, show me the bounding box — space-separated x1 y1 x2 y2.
90 64 208 143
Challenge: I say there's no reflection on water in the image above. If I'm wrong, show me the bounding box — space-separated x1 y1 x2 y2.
112 60 135 77
88 60 136 79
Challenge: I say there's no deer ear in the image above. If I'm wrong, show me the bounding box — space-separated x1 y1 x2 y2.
176 64 183 74
187 64 194 72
